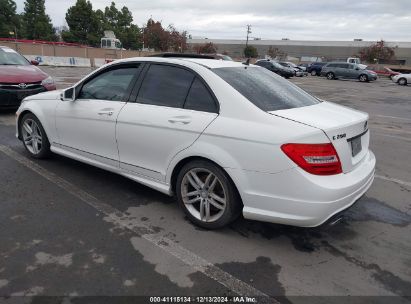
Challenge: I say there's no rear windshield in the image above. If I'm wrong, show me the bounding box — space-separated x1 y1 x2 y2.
0 48 29 66
212 66 319 111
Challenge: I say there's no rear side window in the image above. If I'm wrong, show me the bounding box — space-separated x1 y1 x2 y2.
138 64 194 108
184 78 217 113
213 67 319 112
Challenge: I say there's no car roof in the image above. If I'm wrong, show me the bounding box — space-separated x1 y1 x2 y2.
111 56 246 69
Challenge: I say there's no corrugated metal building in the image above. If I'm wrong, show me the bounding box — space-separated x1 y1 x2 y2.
187 39 411 64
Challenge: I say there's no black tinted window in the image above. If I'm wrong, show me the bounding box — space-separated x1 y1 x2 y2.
184 78 217 113
213 67 319 112
138 64 194 108
255 61 268 67
338 63 349 69
79 66 139 101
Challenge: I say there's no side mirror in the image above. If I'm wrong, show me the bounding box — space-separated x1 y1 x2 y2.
30 60 39 66
355 67 360 70
61 87 76 101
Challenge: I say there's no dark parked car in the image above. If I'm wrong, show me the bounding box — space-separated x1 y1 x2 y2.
321 62 378 82
307 62 327 76
0 46 56 108
255 60 294 78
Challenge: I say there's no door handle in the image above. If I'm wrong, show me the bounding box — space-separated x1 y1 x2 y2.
98 109 114 116
168 117 191 124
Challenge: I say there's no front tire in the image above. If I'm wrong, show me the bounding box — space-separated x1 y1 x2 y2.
20 113 51 159
398 78 407 86
326 72 335 80
176 160 241 229
311 70 317 76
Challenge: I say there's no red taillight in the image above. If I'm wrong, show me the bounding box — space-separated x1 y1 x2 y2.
281 143 342 175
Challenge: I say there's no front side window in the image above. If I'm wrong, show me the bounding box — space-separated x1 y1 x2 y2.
184 78 217 113
213 66 319 112
78 66 139 101
137 64 195 108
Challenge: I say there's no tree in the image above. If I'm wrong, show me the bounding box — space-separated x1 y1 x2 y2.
62 0 101 46
267 46 287 60
194 42 217 54
358 40 397 64
106 4 141 50
143 18 187 52
22 0 56 41
0 0 21 38
244 45 258 58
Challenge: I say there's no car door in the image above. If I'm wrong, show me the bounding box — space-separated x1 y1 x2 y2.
116 63 218 181
337 63 350 78
55 64 141 167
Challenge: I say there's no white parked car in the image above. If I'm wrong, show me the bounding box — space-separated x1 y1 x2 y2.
16 57 376 229
392 73 411 85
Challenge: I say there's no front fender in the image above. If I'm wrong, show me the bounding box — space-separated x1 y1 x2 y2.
16 99 58 144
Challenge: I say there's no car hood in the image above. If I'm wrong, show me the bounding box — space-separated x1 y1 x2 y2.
24 89 62 101
0 65 49 83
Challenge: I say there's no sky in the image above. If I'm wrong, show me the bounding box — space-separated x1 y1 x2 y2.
15 0 411 41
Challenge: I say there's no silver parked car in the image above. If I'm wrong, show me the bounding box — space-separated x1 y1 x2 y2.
321 62 378 82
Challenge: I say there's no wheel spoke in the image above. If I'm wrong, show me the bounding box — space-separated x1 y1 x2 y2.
24 136 32 145
187 196 201 204
23 121 33 135
209 198 225 210
210 193 226 205
199 199 205 220
185 190 200 198
190 171 204 188
208 175 218 191
32 141 38 153
187 174 200 190
205 201 210 222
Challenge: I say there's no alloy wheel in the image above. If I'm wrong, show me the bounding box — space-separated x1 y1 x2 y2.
399 78 407 85
181 168 227 223
22 118 43 155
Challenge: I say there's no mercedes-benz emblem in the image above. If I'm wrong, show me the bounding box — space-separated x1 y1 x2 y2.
18 83 28 89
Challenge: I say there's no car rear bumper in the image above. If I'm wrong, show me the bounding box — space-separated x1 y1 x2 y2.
0 87 47 108
228 150 376 227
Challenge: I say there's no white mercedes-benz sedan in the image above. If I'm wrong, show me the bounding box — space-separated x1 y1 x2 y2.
16 56 375 229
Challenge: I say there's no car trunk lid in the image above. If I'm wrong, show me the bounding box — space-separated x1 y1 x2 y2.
269 101 369 173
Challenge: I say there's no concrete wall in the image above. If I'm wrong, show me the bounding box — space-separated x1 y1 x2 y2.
0 41 156 60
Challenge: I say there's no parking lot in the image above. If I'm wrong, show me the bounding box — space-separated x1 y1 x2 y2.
0 67 410 303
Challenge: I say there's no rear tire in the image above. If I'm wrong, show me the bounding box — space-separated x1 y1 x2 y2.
19 113 51 159
176 160 241 229
398 78 407 86
359 74 368 82
326 72 335 80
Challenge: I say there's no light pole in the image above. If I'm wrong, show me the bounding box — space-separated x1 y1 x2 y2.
246 24 251 47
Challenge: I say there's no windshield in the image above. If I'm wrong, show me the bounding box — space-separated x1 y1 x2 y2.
213 66 319 111
0 48 30 65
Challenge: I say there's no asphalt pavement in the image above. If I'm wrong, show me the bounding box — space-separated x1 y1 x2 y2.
0 67 410 304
